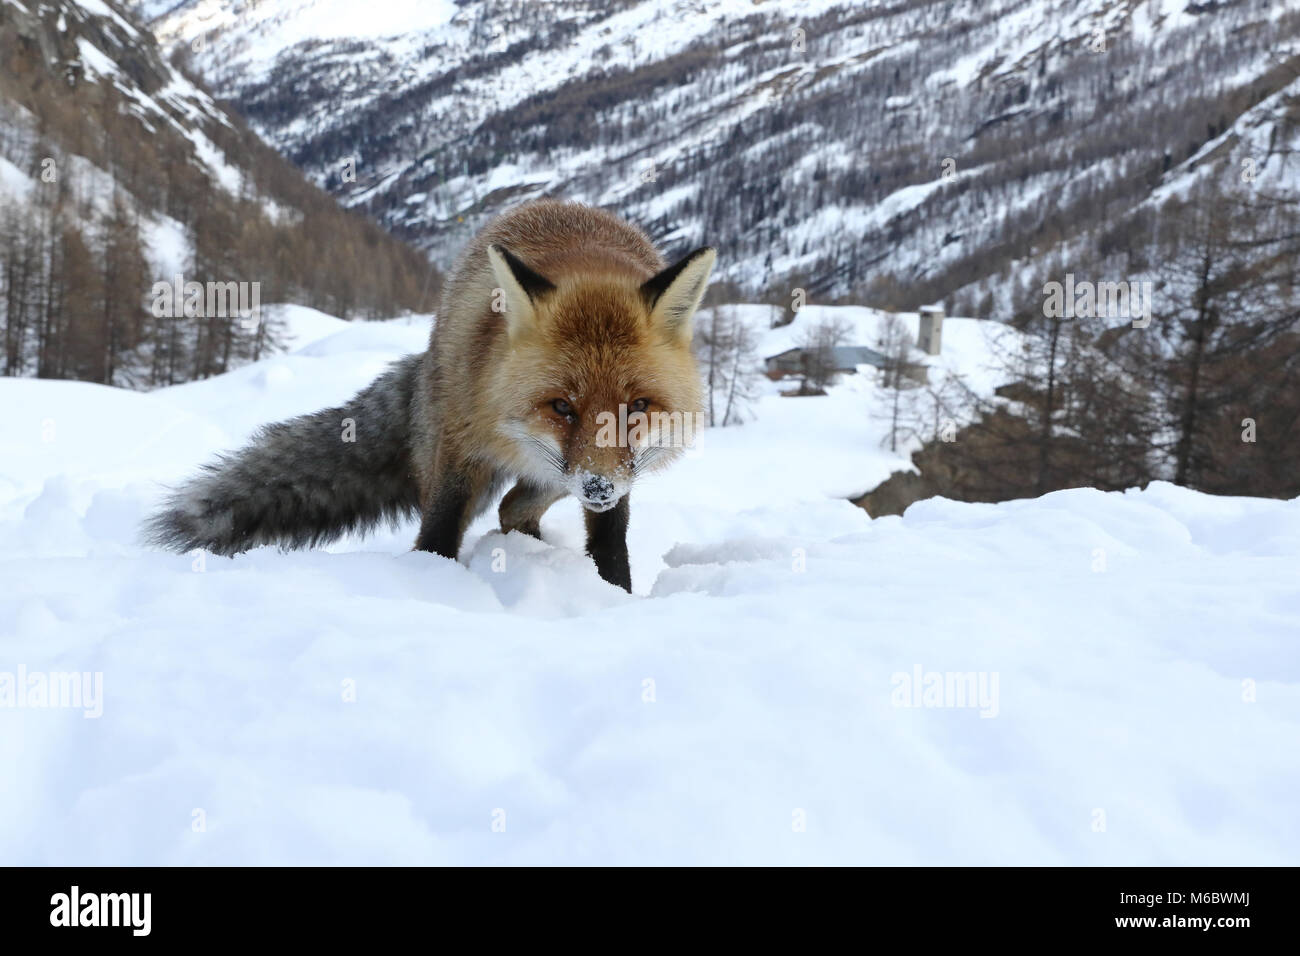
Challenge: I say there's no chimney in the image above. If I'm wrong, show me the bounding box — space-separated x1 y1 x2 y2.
918 305 944 355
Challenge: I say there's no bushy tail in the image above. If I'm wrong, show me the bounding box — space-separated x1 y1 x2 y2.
144 353 425 556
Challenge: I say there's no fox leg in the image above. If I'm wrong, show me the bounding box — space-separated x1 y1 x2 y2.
498 480 565 540
414 455 496 561
584 494 632 592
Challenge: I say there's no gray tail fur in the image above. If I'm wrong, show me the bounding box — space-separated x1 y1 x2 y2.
144 353 424 556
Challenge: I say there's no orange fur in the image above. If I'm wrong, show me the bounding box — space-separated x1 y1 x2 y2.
408 200 714 589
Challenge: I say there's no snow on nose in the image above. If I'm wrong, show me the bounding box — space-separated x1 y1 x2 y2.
581 474 615 503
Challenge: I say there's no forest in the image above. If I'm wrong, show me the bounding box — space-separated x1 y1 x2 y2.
0 0 437 387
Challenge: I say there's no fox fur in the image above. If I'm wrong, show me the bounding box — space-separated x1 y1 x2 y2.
144 200 715 591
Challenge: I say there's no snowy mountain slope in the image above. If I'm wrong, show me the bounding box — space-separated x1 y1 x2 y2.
0 0 235 272
136 0 1300 308
2 306 1297 865
0 0 433 386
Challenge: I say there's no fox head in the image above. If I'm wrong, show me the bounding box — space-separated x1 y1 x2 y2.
486 243 713 511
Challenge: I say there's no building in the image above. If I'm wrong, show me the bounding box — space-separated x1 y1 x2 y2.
764 344 886 378
917 305 944 355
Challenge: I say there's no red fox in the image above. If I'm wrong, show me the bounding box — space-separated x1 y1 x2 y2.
145 200 715 591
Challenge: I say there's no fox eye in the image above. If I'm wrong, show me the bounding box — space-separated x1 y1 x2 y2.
551 398 575 419
628 398 650 414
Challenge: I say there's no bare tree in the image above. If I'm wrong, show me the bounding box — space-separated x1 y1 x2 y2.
694 303 763 426
718 310 762 426
797 315 852 393
874 312 923 452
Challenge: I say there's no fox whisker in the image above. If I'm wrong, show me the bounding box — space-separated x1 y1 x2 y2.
525 434 566 474
632 444 668 476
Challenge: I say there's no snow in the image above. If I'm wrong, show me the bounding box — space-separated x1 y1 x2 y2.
149 0 457 52
73 0 141 36
2 307 1297 864
76 38 121 81
0 156 34 200
183 128 243 197
1148 74 1300 207
741 303 1021 398
141 214 191 278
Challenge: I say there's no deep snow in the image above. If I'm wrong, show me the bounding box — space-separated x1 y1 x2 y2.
1 307 1297 864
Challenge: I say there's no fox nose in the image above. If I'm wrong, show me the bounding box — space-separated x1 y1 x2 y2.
581 474 616 503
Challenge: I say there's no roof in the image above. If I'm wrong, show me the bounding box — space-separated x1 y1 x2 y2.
831 345 886 368
765 345 887 369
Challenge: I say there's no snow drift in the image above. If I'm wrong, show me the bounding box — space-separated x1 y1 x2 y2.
1 307 1296 864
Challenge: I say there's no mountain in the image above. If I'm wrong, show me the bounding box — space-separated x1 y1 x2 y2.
135 0 1300 311
0 0 436 386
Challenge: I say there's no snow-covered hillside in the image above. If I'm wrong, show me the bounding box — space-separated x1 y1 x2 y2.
2 307 1297 864
0 0 434 387
134 0 1300 307
0 0 233 277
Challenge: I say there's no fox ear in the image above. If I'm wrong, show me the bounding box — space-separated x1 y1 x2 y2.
641 247 716 344
487 244 555 339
